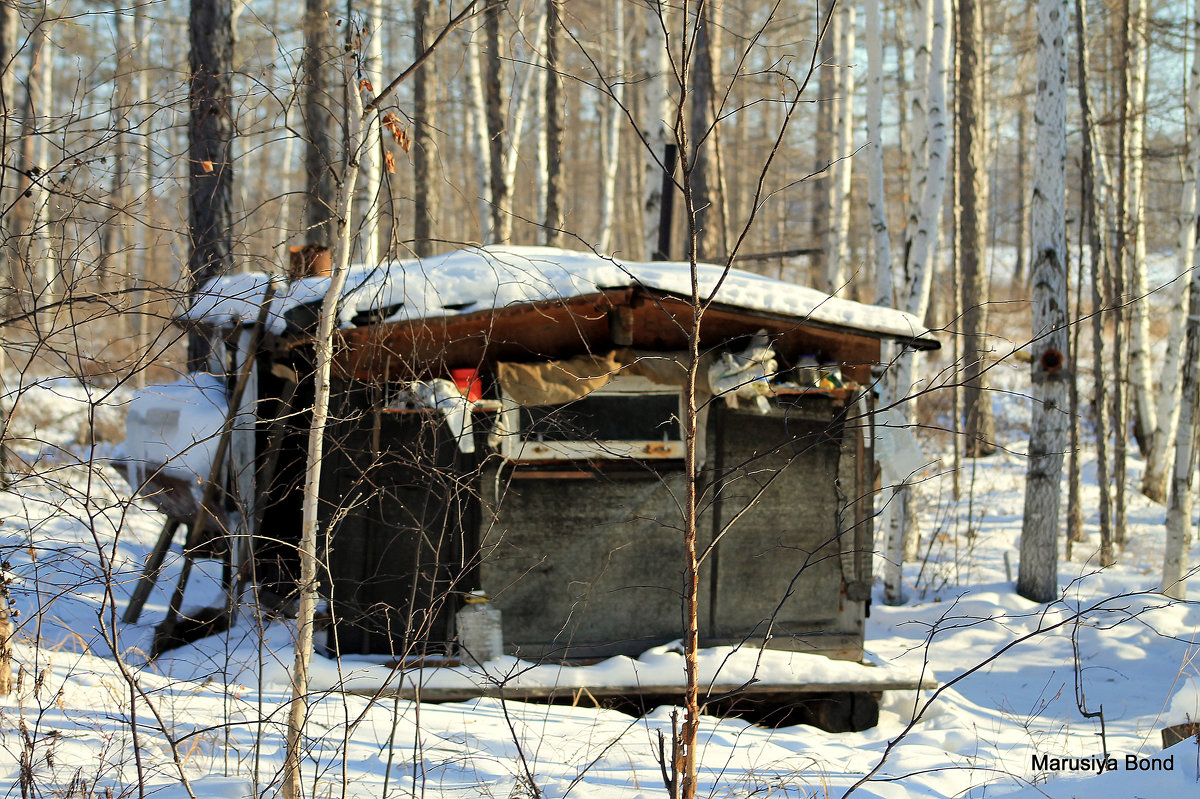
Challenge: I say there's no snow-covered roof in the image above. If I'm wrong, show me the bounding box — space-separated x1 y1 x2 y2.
181 245 938 347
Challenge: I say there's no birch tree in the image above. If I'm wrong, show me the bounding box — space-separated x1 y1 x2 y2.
1018 0 1069 603
355 0 384 265
1143 14 1200 503
1162 0 1200 602
466 24 493 240
1125 0 1155 456
882 0 949 603
826 3 855 293
1162 220 1200 600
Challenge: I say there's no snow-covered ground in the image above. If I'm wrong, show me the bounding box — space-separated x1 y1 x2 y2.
1 358 1199 799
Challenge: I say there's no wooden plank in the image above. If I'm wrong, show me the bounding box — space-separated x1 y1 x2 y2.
326 287 913 382
122 517 183 624
350 674 936 704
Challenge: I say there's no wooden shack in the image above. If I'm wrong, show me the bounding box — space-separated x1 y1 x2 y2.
181 246 938 677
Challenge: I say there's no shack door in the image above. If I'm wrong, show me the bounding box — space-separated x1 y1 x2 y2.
321 385 477 656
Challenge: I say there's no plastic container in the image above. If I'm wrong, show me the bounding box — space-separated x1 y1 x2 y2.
449 368 483 403
456 590 503 665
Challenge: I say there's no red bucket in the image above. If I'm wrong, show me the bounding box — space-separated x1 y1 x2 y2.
450 368 483 402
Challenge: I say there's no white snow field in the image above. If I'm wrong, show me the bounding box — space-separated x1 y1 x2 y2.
1 359 1199 799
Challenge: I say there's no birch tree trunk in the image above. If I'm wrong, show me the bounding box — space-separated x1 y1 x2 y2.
357 0 383 265
113 0 133 326
1111 0 1131 547
1126 0 1155 456
868 0 904 604
188 0 235 370
281 6 480 792
598 1 625 253
1162 0 1200 601
957 0 995 457
1018 0 1069 603
883 0 949 602
132 0 152 387
867 0 892 311
500 11 546 235
826 3 854 293
282 56 364 799
466 26 493 241
1144 76 1197 502
1162 239 1200 600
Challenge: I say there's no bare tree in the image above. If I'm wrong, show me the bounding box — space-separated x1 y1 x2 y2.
484 3 508 243
956 0 995 457
303 0 338 248
826 2 855 294
188 0 235 370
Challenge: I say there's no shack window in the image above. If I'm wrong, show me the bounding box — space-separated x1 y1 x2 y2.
499 376 683 461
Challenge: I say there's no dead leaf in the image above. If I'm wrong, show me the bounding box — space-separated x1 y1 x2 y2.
384 151 396 174
359 78 373 93
200 160 213 173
